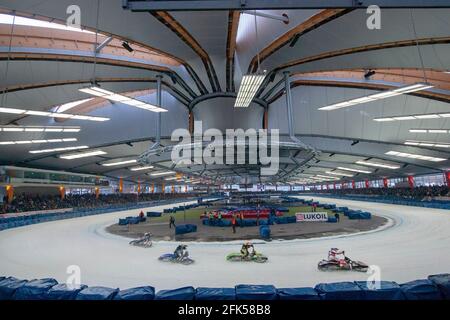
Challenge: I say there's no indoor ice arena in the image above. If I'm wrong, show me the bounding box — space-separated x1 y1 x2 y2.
0 0 450 308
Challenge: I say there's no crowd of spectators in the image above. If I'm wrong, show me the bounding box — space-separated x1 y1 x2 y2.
1 192 202 214
304 185 450 201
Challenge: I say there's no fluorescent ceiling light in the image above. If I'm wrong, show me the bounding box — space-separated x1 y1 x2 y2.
0 138 77 145
29 145 89 154
59 150 107 160
234 73 266 108
0 126 81 132
164 177 178 181
319 83 433 111
101 159 137 167
404 140 450 148
79 87 167 113
325 171 354 177
130 166 154 171
0 107 109 122
355 160 400 169
150 171 176 176
385 150 446 162
374 112 450 122
337 166 372 174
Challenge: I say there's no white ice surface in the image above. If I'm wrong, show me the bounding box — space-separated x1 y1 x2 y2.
0 197 449 290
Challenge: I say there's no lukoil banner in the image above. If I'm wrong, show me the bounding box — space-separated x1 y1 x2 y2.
296 212 328 222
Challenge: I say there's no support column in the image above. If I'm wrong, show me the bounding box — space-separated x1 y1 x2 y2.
95 187 100 199
155 75 162 146
383 178 388 188
189 110 194 134
262 107 268 130
445 172 450 187
365 179 370 189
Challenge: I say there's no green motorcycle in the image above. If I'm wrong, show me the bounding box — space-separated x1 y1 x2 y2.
226 252 268 263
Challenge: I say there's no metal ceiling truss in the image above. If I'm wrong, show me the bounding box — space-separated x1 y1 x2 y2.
123 0 450 11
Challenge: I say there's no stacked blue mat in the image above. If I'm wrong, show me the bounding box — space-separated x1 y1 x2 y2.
1 275 449 300
175 224 198 235
147 211 162 217
302 193 450 210
259 225 271 239
0 197 207 231
118 216 146 225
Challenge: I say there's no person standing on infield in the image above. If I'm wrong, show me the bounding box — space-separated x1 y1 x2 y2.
169 215 176 229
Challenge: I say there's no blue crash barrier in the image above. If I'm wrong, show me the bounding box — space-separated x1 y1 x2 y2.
327 217 338 223
155 286 195 300
355 281 405 300
0 277 28 300
1 275 450 300
315 282 364 300
114 286 155 300
235 285 278 300
147 212 162 217
277 287 320 300
259 225 271 239
46 284 87 300
428 274 450 299
0 196 221 232
75 286 119 300
118 218 128 225
175 224 198 235
400 279 442 300
302 193 450 210
195 287 236 300
13 278 58 300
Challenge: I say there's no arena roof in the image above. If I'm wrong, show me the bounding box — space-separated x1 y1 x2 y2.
0 1 449 185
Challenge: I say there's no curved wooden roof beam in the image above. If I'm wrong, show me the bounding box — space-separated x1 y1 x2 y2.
247 9 351 73
0 7 205 96
226 10 240 92
151 11 221 93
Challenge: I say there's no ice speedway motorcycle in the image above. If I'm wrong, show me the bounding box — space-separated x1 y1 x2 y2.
226 244 268 263
129 233 153 248
318 248 369 272
159 246 194 265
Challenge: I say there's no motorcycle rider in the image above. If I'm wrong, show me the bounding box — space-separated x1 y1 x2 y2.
142 232 152 245
328 248 347 267
174 244 188 261
240 241 255 259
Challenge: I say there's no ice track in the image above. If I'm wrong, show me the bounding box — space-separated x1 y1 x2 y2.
1 197 450 290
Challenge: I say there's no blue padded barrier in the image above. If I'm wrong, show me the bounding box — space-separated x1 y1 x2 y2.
315 282 364 300
355 281 405 300
118 218 128 225
277 287 320 300
259 225 271 239
76 286 119 300
114 286 155 300
195 287 236 300
175 224 197 235
327 217 338 223
428 274 450 299
235 285 277 300
0 277 28 300
46 284 87 300
400 279 442 300
147 212 162 217
13 278 58 300
155 286 195 300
